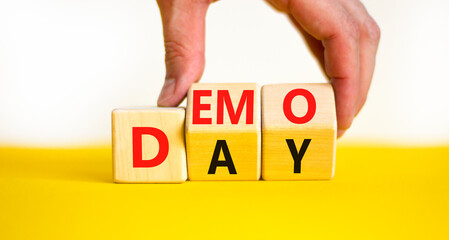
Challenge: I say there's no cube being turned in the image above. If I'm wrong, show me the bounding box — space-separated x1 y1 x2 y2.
112 108 187 183
261 84 337 180
186 83 261 180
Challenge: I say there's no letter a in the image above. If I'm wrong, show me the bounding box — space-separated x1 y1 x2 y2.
208 140 237 174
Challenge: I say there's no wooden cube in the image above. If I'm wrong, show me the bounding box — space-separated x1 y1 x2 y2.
261 83 336 180
112 108 187 183
186 83 261 180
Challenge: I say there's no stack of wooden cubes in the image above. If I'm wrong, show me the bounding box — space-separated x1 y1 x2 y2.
112 83 336 183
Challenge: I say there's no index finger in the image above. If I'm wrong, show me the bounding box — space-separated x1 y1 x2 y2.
288 0 361 134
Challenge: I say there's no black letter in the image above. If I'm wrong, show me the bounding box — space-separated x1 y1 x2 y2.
286 139 311 173
208 140 237 174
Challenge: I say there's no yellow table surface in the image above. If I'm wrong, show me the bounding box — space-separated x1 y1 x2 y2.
1 145 448 239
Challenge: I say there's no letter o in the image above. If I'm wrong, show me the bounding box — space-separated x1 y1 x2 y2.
283 89 316 124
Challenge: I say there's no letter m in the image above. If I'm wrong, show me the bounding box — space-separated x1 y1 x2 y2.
217 90 254 124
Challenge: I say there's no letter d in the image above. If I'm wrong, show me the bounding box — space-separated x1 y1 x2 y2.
132 127 169 168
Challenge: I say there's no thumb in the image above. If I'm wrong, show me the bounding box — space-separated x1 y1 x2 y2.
156 0 211 107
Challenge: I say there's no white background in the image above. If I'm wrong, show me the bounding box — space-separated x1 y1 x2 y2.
0 0 448 146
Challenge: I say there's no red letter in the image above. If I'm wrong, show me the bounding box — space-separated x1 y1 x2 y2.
217 90 254 124
192 90 212 124
283 89 316 124
132 127 169 168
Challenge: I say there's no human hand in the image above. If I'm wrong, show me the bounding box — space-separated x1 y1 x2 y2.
156 0 380 138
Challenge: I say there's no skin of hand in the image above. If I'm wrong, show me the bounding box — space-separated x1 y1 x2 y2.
156 0 380 138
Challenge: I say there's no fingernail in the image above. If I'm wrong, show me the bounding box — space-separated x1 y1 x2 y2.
337 129 346 138
157 78 176 106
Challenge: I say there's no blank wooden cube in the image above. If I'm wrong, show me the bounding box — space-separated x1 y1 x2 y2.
186 83 261 180
261 83 336 180
112 108 187 183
